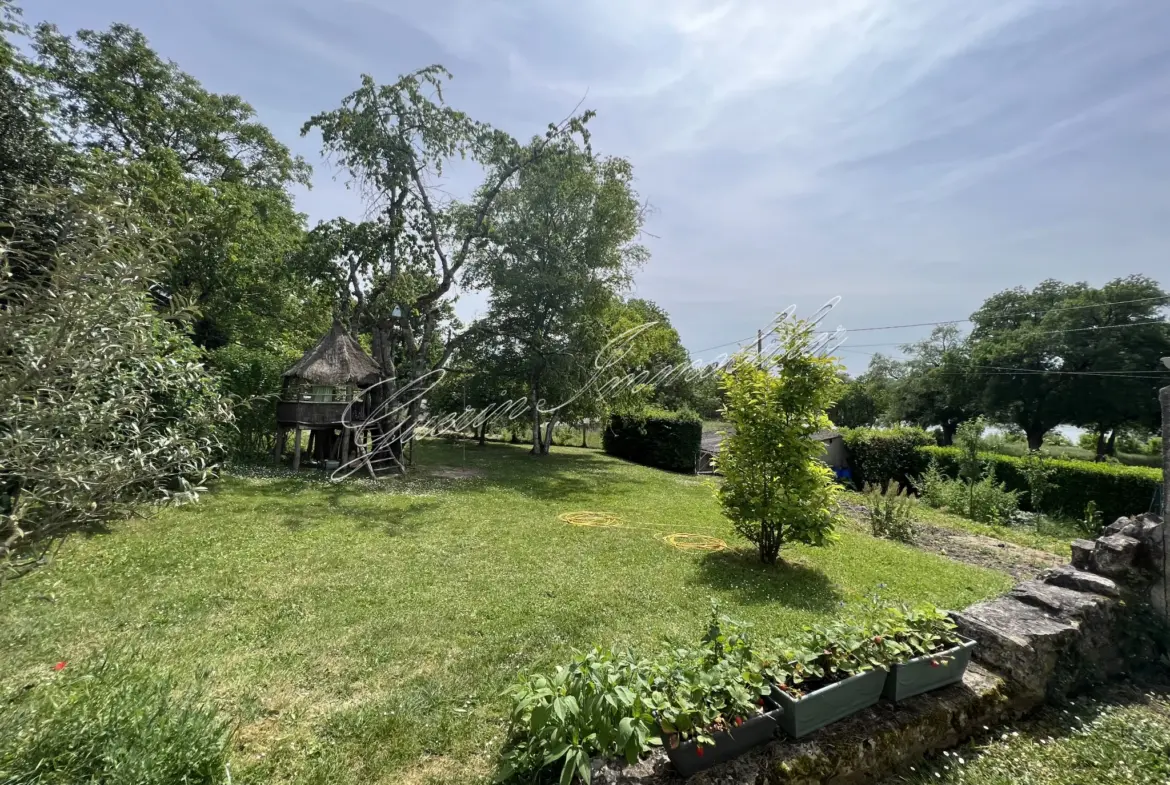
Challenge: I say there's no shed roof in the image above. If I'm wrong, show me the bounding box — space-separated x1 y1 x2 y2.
283 320 382 387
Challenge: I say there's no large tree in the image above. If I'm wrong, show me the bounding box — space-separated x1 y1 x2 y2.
300 67 593 466
29 20 320 351
465 140 646 454
969 277 1170 450
888 324 977 444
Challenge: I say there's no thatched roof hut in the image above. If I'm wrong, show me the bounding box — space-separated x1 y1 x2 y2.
283 319 381 388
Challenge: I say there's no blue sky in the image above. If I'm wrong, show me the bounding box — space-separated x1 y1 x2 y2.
32 0 1170 374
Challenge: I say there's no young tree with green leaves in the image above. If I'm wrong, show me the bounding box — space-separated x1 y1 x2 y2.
714 317 845 564
888 324 977 444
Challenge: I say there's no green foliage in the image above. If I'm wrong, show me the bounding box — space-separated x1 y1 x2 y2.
602 408 702 473
969 276 1170 448
1081 501 1104 538
498 599 963 782
1018 450 1055 511
714 318 844 564
208 344 300 461
921 445 1160 524
1145 436 1163 457
0 654 232 785
829 375 882 428
1 188 232 574
886 325 978 443
862 482 916 543
841 427 934 489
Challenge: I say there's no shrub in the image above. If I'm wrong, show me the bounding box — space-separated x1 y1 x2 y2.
714 318 843 563
841 427 933 489
603 408 701 473
862 481 916 543
0 655 232 785
208 344 299 462
1 191 233 576
921 446 1160 524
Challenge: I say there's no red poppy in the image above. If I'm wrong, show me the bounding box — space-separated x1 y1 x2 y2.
53 661 66 671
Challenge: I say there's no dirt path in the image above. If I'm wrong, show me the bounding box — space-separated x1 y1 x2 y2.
842 502 1064 581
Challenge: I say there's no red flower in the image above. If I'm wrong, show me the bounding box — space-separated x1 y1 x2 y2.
696 746 705 757
53 661 66 672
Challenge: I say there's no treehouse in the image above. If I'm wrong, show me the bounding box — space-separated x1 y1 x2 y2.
274 320 382 470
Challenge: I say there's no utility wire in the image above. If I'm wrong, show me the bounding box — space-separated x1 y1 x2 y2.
688 295 1170 355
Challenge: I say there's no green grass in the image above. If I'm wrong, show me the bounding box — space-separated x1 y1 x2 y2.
986 441 1161 468
843 490 1079 557
891 685 1170 785
1 441 1012 784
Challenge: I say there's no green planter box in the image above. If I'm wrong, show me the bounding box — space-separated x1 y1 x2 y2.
772 667 887 739
662 701 780 777
882 638 976 703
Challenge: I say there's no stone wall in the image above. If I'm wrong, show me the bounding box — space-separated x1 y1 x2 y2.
593 512 1167 784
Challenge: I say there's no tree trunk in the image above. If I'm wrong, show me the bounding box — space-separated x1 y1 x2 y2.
1094 429 1108 461
940 421 958 446
530 384 545 456
476 422 486 447
541 416 557 455
1105 428 1118 457
581 423 588 448
1025 427 1045 451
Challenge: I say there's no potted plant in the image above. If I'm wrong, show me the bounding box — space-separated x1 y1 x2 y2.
873 604 975 703
656 606 781 775
765 620 888 739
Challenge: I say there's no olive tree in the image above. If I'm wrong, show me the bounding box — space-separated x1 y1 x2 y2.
714 317 844 564
1 187 232 578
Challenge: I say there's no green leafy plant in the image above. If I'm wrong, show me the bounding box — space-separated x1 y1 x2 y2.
868 602 964 667
0 654 233 785
1081 500 1104 537
1019 449 1055 512
714 317 844 564
862 481 916 543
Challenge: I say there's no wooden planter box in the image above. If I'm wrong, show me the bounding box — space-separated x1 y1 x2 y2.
882 638 976 703
772 668 887 739
662 702 780 777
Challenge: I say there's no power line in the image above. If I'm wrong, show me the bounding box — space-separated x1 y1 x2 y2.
842 319 1170 349
836 348 1170 379
688 295 1170 355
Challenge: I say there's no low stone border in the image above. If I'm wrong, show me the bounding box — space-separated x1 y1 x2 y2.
592 513 1165 784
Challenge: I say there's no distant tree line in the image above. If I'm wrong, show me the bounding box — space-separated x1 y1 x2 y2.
830 277 1170 457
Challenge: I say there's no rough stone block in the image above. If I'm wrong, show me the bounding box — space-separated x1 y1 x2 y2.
1070 539 1096 570
1010 580 1112 618
1104 516 1138 537
1089 534 1140 578
1039 565 1119 598
952 596 1076 697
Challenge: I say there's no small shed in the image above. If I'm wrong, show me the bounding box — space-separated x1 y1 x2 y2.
697 426 847 475
274 320 382 470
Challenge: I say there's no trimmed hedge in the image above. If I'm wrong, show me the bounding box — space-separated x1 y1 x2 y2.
840 427 934 489
603 409 702 473
921 446 1161 525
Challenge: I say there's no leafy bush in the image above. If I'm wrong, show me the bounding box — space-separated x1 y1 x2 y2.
841 427 933 489
1 190 233 575
0 655 233 785
921 446 1160 524
862 482 916 543
868 603 965 667
714 318 844 563
602 408 701 473
208 344 300 461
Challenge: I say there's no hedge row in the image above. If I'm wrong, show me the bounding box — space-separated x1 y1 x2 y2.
840 427 934 489
603 409 702 473
921 446 1161 525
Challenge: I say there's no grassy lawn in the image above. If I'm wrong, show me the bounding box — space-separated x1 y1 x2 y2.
890 683 1170 784
1 441 1012 785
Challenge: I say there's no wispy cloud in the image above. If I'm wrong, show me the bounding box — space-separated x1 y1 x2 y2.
35 0 1170 372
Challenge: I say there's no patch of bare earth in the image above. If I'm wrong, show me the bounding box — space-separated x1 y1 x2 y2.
911 523 1063 581
427 467 484 480
842 502 1063 581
